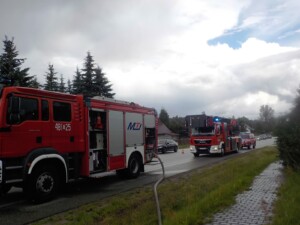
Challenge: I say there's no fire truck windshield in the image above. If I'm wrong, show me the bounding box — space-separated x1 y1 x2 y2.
240 133 250 139
192 126 215 136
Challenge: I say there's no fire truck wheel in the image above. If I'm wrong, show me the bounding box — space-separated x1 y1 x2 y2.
127 154 141 179
220 146 225 157
193 153 200 157
25 165 59 203
235 145 240 153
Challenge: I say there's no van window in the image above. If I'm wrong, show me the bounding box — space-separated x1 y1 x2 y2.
53 101 71 121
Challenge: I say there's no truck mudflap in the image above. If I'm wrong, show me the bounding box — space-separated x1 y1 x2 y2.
0 160 2 184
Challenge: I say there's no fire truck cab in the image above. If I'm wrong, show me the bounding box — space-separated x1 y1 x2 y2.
186 114 241 157
0 85 157 203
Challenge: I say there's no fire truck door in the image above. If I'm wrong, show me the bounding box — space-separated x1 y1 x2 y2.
108 110 125 170
2 96 44 157
51 101 77 153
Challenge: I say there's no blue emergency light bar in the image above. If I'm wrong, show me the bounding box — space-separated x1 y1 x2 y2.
213 117 220 122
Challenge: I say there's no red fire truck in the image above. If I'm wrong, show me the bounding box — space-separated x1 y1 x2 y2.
185 114 241 157
0 85 157 203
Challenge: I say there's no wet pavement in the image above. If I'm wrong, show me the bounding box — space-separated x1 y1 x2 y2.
206 161 283 225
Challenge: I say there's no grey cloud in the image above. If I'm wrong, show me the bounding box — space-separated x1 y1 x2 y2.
1 0 299 119
232 50 300 103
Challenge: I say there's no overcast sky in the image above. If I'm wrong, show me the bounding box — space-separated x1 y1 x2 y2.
1 0 300 119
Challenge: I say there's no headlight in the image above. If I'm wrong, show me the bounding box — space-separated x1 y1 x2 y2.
212 146 218 151
190 146 196 151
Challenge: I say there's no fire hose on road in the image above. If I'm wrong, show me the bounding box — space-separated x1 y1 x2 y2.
153 153 165 225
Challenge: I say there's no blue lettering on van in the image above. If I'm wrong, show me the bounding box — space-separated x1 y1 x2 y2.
127 122 142 130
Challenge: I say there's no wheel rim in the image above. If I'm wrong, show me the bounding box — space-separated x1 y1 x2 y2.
36 172 54 193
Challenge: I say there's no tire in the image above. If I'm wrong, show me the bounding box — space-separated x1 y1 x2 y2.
174 146 178 152
220 146 225 157
126 154 141 179
162 148 166 154
247 145 250 150
25 165 60 203
253 143 256 149
194 153 200 157
235 145 240 153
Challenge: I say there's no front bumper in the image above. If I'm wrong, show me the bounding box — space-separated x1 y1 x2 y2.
190 145 221 154
241 141 250 147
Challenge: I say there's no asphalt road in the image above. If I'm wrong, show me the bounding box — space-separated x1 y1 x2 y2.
0 138 275 225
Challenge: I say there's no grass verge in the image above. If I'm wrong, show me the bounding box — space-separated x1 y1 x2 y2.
271 167 300 225
178 143 190 149
32 146 278 225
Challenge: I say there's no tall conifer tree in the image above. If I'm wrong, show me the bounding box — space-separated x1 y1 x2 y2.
80 51 115 98
44 64 58 91
29 75 40 89
58 74 66 93
72 67 83 94
0 36 34 86
81 52 95 97
93 66 115 98
67 79 72 94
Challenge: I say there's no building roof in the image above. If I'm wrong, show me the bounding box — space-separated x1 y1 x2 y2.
158 120 178 137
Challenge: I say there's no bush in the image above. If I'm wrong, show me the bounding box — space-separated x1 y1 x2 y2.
276 122 300 171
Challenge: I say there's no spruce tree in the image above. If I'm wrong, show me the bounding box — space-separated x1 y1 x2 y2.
72 67 83 94
44 64 58 91
58 74 66 93
93 66 115 98
29 75 40 89
80 52 115 98
81 52 95 97
159 108 170 127
67 79 72 94
0 36 34 86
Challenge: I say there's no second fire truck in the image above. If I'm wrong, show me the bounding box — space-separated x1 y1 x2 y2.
186 114 241 157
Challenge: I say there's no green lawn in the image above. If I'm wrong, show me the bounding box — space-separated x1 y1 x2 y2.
32 146 278 225
271 167 300 225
